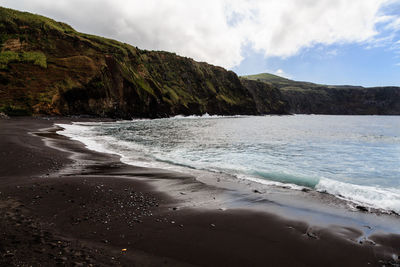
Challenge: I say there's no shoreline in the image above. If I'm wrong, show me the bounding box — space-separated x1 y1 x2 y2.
56 115 400 217
55 117 400 232
1 116 399 266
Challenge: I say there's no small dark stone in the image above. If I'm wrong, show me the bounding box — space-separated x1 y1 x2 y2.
307 232 318 239
4 252 14 258
356 205 369 212
55 257 64 263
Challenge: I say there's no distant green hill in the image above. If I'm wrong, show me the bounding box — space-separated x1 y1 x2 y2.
242 73 293 84
241 73 400 115
242 73 338 91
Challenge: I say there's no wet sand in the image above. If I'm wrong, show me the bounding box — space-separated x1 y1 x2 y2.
0 116 399 266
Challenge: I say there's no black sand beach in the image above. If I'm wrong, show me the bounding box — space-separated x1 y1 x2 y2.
1 117 399 266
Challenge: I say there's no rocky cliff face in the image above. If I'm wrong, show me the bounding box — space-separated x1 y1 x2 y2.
0 7 289 118
239 79 288 114
243 73 400 115
281 86 400 115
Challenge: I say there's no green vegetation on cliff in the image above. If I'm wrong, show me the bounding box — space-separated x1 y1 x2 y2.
0 51 47 69
1 7 287 118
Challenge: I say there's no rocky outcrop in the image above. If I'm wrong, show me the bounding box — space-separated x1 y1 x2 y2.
0 112 9 119
0 7 289 118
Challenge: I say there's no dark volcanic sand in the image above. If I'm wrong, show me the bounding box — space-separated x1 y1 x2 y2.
0 117 399 266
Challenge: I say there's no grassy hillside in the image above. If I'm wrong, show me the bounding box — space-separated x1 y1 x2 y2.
0 7 278 117
242 73 400 115
242 73 293 84
242 73 332 91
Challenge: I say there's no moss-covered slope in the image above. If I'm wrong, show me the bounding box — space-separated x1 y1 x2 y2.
1 7 285 118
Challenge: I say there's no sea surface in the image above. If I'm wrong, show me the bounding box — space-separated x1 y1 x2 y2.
57 115 400 213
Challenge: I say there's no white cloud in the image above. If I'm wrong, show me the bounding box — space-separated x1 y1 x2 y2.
365 34 396 49
1 0 399 69
327 49 339 57
385 16 400 31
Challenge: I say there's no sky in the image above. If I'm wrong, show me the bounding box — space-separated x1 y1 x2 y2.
2 0 400 87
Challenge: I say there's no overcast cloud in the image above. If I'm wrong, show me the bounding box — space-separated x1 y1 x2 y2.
2 0 399 69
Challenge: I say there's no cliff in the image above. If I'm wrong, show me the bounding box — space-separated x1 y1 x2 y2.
0 7 289 118
239 79 288 114
243 73 400 115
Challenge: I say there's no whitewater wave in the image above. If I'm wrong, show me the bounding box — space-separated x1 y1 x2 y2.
316 178 400 213
251 170 320 188
166 113 246 120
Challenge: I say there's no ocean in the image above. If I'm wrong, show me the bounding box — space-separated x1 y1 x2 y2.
57 115 400 214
